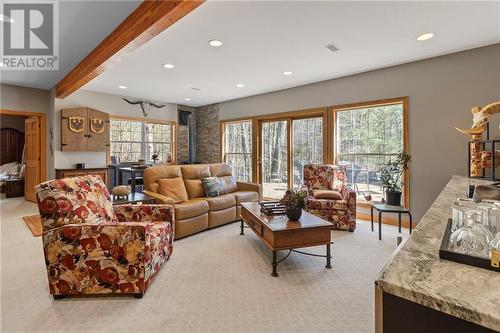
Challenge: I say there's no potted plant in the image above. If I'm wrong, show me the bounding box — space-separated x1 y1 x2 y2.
280 189 307 221
378 151 411 206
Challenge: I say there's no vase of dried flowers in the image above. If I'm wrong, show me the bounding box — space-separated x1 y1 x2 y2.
280 189 306 221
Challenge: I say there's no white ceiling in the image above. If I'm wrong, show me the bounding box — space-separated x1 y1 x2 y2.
24 1 500 106
0 1 140 89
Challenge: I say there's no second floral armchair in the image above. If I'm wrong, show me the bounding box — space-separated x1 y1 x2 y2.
303 164 356 231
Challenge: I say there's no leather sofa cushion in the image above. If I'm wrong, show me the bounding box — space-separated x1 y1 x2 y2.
219 175 238 193
175 199 209 220
181 165 211 179
184 179 206 198
181 165 211 198
232 190 259 205
210 163 232 177
157 177 189 203
144 165 182 192
175 214 208 239
208 207 236 228
205 194 236 211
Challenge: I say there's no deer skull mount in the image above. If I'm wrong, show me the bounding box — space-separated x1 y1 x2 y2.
122 98 166 117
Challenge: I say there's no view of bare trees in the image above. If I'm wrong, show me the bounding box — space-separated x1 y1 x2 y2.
223 121 252 181
262 120 288 197
145 123 173 162
110 120 173 162
293 117 323 187
336 103 404 201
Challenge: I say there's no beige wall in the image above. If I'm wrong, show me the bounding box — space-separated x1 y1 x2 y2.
218 44 500 221
54 89 178 169
0 83 53 179
0 84 51 114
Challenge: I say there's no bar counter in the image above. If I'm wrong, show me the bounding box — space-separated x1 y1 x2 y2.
375 175 500 332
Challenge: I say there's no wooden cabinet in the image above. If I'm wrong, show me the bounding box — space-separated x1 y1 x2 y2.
55 168 110 189
61 108 109 151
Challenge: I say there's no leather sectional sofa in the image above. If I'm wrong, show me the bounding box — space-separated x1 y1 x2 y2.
143 163 262 239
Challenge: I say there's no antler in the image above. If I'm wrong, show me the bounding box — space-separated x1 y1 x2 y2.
122 98 143 105
149 102 166 109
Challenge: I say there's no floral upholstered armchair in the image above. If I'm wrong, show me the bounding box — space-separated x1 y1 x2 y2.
35 175 174 299
303 164 356 231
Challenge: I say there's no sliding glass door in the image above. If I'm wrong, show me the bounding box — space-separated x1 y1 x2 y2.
261 120 289 199
259 114 324 199
292 117 323 188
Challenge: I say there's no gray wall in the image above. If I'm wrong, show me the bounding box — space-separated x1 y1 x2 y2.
0 83 54 179
218 44 500 221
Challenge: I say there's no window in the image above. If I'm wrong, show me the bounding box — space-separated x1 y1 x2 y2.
145 123 173 163
110 118 175 163
110 120 142 162
222 120 252 182
334 101 406 203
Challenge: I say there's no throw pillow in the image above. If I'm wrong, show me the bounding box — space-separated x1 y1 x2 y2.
313 190 343 200
157 177 189 203
201 177 225 197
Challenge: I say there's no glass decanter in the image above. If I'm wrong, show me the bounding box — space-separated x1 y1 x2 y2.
450 210 490 258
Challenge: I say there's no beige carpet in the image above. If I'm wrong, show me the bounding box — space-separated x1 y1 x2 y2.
22 215 42 237
1 197 403 332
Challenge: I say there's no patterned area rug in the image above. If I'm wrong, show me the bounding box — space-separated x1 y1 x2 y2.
22 214 42 237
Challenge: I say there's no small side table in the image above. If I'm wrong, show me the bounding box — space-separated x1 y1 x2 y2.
110 192 156 205
371 203 413 240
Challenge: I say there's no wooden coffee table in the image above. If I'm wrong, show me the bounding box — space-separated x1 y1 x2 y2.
240 202 334 277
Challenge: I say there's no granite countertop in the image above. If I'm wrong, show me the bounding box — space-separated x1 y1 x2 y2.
376 175 500 331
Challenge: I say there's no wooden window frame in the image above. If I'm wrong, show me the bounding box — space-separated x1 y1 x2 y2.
220 107 329 189
329 97 409 208
218 97 409 206
109 115 177 164
220 118 254 182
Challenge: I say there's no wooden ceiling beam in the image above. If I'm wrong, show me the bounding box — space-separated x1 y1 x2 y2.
56 0 204 98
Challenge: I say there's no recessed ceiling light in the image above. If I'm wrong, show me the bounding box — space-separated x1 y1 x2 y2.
236 83 245 88
208 39 223 47
283 71 293 76
417 32 434 41
162 63 174 69
184 98 191 101
118 85 127 89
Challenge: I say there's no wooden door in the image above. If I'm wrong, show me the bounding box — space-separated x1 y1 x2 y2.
24 117 41 202
61 108 87 151
87 108 110 151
